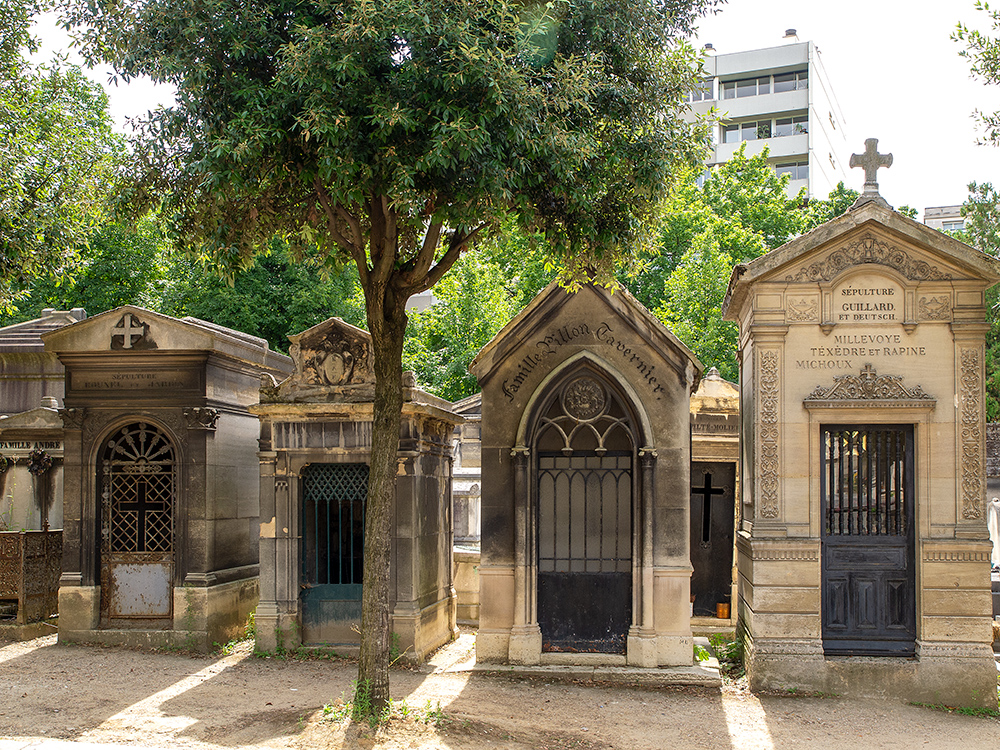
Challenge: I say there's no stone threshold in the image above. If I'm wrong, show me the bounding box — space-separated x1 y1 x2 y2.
465 662 722 688
0 620 57 642
431 634 722 688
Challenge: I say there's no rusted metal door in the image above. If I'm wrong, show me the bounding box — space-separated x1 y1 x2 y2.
99 423 175 623
300 463 367 645
821 425 915 655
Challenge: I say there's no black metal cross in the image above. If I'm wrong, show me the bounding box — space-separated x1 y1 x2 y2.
692 473 726 544
849 138 892 197
116 478 164 551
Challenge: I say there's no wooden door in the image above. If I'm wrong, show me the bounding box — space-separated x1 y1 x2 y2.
821 425 915 656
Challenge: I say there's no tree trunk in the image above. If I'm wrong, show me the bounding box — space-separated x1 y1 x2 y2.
355 280 407 717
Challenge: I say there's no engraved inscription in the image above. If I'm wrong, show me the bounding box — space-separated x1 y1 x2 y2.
836 284 897 322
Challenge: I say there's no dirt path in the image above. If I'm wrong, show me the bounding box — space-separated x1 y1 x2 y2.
0 633 997 749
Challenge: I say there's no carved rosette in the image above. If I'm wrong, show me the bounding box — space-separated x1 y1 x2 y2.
785 234 950 283
757 350 780 519
959 347 985 520
183 407 220 431
562 377 606 420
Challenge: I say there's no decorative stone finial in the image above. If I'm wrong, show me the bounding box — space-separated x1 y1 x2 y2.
849 138 893 209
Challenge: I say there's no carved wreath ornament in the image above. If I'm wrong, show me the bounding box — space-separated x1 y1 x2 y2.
805 363 933 403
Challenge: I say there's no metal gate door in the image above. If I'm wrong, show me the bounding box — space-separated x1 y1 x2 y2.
821 425 915 655
537 453 632 652
300 463 368 645
690 462 735 617
99 423 175 623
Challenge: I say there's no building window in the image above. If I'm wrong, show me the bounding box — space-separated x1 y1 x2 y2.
776 162 809 180
686 79 714 102
775 115 808 137
723 120 772 143
722 76 770 99
941 220 965 232
773 70 808 93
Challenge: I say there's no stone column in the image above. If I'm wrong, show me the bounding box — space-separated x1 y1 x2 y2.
628 447 658 667
508 446 541 664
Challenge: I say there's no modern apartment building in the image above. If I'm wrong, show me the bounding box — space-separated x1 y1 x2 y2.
685 35 850 200
923 205 965 233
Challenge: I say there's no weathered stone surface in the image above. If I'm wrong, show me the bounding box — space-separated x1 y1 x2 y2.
724 198 1000 707
43 306 291 649
471 281 701 667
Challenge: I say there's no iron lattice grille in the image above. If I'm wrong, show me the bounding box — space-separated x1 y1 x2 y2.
822 426 910 537
537 454 632 573
302 463 368 585
101 423 175 554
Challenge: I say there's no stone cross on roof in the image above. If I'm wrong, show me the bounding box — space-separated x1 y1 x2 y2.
849 138 892 209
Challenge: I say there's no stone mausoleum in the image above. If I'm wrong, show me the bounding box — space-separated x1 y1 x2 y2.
723 145 1000 706
472 281 702 666
252 318 461 659
43 306 291 650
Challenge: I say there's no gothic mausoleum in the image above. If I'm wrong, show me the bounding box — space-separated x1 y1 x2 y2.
723 147 1000 706
472 281 701 667
252 318 461 659
43 306 291 650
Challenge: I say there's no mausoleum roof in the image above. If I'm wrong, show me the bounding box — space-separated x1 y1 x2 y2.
470 280 702 388
722 200 1000 319
40 305 290 370
0 308 86 352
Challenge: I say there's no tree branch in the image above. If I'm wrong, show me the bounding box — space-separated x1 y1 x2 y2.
402 219 443 286
315 179 369 286
412 223 487 293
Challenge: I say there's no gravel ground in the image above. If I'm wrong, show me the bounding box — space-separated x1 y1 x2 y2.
0 632 997 749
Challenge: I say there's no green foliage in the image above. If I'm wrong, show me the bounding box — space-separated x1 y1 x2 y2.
709 631 744 677
655 229 738 380
693 643 710 662
159 243 365 353
404 253 521 400
637 146 826 378
1 215 170 324
955 1 1000 145
802 182 860 230
953 181 1000 420
0 22 124 312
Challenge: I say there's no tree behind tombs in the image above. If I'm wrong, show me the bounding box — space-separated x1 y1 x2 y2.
58 0 715 713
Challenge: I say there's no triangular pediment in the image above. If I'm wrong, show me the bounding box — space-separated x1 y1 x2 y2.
0 406 63 431
471 280 701 386
724 201 1000 318
41 305 274 361
263 317 375 403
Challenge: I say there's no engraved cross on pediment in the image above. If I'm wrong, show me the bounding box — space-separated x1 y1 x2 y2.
111 313 148 350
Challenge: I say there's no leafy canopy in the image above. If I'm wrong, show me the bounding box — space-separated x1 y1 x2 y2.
61 0 714 285
0 3 123 312
955 1 1000 145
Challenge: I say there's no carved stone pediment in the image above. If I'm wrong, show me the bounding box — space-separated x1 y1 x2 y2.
804 363 935 409
263 318 376 403
785 234 951 283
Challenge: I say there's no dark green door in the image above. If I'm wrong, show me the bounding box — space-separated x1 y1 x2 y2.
300 463 368 645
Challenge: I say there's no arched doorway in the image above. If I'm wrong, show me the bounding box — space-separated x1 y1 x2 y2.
97 422 176 625
533 372 637 654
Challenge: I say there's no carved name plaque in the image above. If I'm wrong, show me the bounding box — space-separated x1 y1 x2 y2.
833 277 901 324
69 369 201 393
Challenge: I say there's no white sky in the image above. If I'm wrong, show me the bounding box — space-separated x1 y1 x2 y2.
33 0 1000 215
692 0 1000 214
